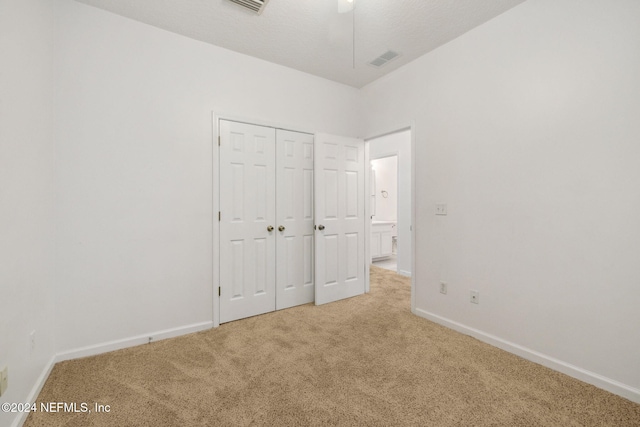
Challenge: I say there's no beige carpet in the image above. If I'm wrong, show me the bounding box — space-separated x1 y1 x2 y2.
26 267 640 426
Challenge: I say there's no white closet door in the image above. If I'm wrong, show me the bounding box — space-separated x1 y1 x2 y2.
276 129 315 309
314 133 366 305
219 120 276 323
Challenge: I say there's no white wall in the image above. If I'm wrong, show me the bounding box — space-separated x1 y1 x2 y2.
371 156 397 221
370 130 412 276
361 0 640 400
53 0 360 355
0 0 56 425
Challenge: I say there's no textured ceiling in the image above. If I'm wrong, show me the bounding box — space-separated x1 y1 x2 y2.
74 0 526 88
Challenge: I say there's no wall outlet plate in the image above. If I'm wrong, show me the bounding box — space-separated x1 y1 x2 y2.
0 366 8 396
435 203 447 215
440 281 447 294
470 290 479 304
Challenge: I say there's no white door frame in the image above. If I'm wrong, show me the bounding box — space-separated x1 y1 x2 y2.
364 123 416 314
364 142 371 292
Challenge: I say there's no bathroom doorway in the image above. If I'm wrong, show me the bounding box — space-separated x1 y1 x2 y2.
369 129 412 276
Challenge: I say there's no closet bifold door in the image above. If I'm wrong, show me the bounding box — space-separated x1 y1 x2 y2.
219 120 277 323
275 129 315 310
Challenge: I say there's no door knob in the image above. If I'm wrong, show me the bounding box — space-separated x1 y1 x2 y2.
318 224 325 230
267 225 274 232
278 225 285 232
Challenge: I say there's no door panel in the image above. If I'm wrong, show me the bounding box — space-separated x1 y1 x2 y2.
276 129 315 309
220 120 276 323
314 133 366 305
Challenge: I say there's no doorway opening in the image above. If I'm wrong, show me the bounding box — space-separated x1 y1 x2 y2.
368 129 412 277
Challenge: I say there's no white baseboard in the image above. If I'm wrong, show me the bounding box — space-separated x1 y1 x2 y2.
12 355 56 427
11 322 213 427
55 321 214 363
414 308 640 404
398 270 412 277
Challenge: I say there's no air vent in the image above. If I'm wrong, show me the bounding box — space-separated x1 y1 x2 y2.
368 50 401 68
226 0 269 15
369 57 387 67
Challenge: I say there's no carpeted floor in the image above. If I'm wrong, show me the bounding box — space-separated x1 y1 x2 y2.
25 266 640 426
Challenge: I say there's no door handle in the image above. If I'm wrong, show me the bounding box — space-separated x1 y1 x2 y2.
318 224 325 230
278 225 285 232
267 225 274 232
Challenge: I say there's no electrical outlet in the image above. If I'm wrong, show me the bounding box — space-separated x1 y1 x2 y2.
0 366 8 397
470 290 479 304
440 282 447 294
30 330 36 354
435 203 447 216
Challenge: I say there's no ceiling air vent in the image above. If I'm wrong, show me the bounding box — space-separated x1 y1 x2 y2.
226 0 270 15
368 50 401 68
